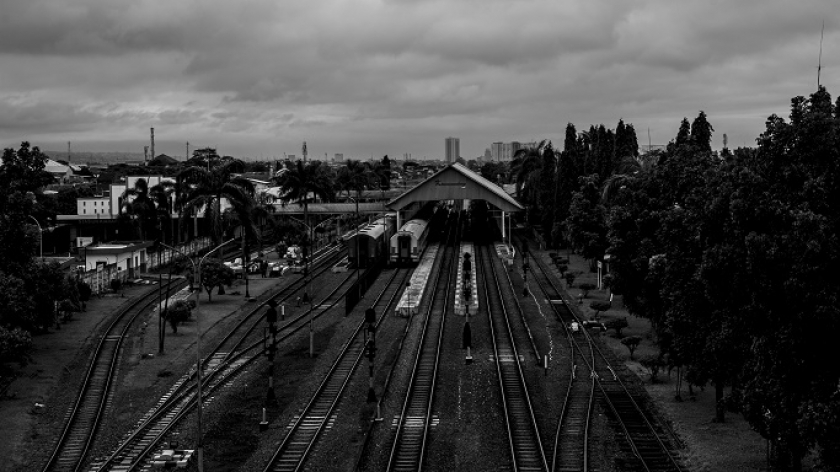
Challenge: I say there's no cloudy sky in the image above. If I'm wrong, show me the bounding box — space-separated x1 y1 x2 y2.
0 0 838 160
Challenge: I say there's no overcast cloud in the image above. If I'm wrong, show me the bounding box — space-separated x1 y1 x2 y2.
0 0 838 160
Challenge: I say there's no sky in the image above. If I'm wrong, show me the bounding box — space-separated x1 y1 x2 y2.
0 0 838 161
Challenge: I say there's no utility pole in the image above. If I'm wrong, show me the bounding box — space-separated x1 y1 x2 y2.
186 141 189 161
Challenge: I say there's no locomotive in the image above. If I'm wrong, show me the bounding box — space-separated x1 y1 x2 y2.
346 213 397 269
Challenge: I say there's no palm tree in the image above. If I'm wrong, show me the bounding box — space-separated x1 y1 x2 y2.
336 160 372 215
273 160 335 259
119 178 156 240
601 154 654 206
178 159 255 246
511 140 547 207
149 182 174 243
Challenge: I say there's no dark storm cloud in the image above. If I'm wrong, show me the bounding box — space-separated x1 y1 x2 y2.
0 0 839 157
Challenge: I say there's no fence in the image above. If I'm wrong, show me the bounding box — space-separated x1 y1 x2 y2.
145 238 212 271
77 237 211 296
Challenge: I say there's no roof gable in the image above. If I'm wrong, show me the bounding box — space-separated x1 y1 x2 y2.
386 163 523 212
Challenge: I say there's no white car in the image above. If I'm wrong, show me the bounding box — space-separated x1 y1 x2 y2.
150 449 194 469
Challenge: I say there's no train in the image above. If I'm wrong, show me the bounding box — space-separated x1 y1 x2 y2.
346 213 397 269
389 202 443 266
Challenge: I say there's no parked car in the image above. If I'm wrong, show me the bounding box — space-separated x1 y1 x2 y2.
150 449 194 469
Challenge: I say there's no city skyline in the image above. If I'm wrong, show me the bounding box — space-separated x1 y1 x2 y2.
0 1 838 159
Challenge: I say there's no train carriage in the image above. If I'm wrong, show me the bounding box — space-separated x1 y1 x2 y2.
347 214 397 268
390 219 430 266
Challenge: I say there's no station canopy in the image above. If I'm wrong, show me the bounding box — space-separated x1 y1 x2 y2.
386 163 524 212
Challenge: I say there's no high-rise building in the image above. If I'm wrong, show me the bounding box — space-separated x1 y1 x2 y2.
445 137 460 164
491 142 504 161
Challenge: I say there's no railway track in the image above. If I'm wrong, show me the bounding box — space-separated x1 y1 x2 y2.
42 278 188 472
526 248 683 472
385 209 461 472
262 267 412 472
87 246 348 472
478 244 548 472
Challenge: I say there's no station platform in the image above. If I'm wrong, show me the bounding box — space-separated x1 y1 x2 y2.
395 243 440 317
454 242 478 316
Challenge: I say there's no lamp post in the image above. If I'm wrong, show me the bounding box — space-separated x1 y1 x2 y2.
27 215 43 261
288 216 337 353
160 238 236 472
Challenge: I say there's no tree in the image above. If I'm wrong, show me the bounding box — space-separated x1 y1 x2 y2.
590 300 611 317
690 110 714 153
0 326 32 377
163 299 193 334
199 259 234 303
578 283 596 298
640 355 665 383
273 160 335 260
336 160 373 214
77 280 92 311
621 335 641 359
674 118 691 148
605 317 629 337
179 158 255 246
119 177 156 240
566 175 609 265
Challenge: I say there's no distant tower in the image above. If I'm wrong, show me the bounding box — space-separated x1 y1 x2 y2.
723 134 728 149
445 137 460 164
67 141 71 164
186 141 189 160
150 127 155 164
302 141 308 163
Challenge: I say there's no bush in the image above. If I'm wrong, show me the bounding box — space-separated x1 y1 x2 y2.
640 355 666 383
163 299 193 334
0 326 32 376
77 281 92 311
557 264 568 276
604 317 629 337
579 283 596 298
565 273 576 287
110 279 122 292
590 300 611 317
620 335 642 359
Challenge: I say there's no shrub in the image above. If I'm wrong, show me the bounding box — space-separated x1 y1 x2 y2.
163 299 193 334
110 279 122 292
605 317 629 337
565 273 576 287
557 264 568 276
640 355 666 383
620 335 642 359
77 281 92 311
579 283 596 298
590 300 611 317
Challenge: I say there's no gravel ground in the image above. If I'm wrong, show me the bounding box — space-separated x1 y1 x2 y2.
211 268 405 472
8 284 153 472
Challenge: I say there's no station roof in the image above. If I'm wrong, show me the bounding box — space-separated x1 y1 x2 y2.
386 163 524 212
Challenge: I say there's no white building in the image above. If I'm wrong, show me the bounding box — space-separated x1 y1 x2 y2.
445 137 460 164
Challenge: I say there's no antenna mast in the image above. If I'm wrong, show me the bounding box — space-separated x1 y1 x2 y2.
67 141 71 165
818 21 825 88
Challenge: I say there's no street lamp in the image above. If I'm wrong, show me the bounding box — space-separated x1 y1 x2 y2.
27 215 43 261
160 237 236 472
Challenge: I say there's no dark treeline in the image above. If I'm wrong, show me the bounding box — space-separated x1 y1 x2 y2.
515 87 840 471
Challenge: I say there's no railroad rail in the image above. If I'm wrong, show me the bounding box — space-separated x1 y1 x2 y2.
525 248 683 472
261 267 412 472
385 208 461 472
88 245 347 472
42 278 188 472
478 244 548 472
